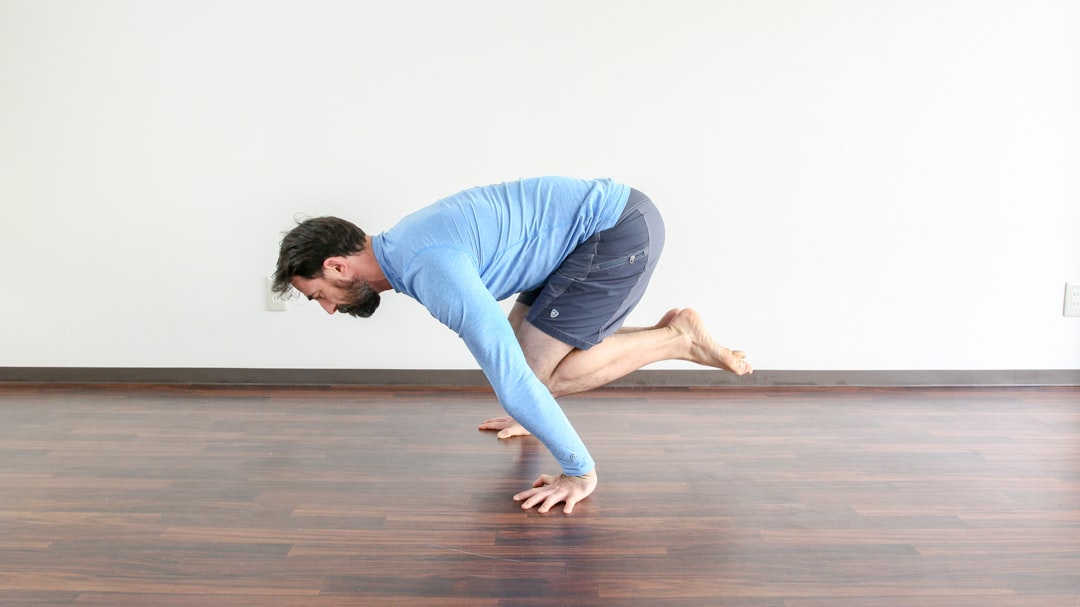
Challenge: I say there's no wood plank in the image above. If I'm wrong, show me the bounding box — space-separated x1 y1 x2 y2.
0 385 1076 605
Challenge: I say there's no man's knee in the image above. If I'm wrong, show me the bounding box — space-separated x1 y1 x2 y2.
548 378 578 399
514 317 575 396
518 359 573 398
520 351 567 396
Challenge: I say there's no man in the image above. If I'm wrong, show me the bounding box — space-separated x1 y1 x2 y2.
272 177 752 514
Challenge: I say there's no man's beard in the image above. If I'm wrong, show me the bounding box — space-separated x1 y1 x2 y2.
332 277 381 318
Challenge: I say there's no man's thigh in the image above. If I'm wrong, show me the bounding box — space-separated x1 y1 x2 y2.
509 302 574 383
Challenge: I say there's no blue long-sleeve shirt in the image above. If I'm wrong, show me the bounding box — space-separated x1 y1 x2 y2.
370 177 631 476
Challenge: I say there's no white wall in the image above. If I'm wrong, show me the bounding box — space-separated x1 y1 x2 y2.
2 0 1078 371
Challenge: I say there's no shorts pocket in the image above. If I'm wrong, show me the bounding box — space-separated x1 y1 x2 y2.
592 249 647 272
553 242 597 282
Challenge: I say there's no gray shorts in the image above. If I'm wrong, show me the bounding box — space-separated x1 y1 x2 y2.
516 188 666 350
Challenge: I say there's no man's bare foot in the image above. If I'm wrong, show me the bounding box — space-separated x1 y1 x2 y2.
616 308 682 335
669 308 753 375
654 308 681 329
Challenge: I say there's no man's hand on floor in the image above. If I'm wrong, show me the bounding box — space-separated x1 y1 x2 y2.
514 470 597 514
478 415 531 439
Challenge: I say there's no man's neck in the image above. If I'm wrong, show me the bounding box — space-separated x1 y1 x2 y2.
357 236 391 292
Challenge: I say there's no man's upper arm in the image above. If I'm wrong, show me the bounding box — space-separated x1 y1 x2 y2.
404 248 595 476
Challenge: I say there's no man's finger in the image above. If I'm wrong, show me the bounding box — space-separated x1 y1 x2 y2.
497 425 530 439
479 417 507 427
538 491 566 514
521 492 547 510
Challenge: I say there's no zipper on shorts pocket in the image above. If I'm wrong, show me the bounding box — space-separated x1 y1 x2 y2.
594 249 647 271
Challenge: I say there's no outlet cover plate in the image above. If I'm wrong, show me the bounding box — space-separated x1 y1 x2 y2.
1065 282 1080 317
267 276 288 312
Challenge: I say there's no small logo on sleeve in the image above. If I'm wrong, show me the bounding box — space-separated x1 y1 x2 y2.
549 308 560 318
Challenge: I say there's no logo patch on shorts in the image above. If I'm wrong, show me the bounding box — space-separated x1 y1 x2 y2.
549 308 560 319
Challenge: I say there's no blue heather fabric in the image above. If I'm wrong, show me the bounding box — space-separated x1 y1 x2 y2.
371 177 630 476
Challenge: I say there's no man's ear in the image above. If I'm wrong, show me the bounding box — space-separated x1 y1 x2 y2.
322 256 349 277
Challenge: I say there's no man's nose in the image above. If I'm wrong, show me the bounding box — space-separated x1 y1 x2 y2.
319 300 337 315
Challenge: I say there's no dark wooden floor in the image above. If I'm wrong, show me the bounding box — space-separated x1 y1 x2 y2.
0 384 1077 606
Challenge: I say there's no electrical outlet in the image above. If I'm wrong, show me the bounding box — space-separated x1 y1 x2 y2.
1065 282 1080 317
267 276 288 312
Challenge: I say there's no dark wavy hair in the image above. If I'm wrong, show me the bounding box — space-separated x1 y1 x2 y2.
272 216 367 296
